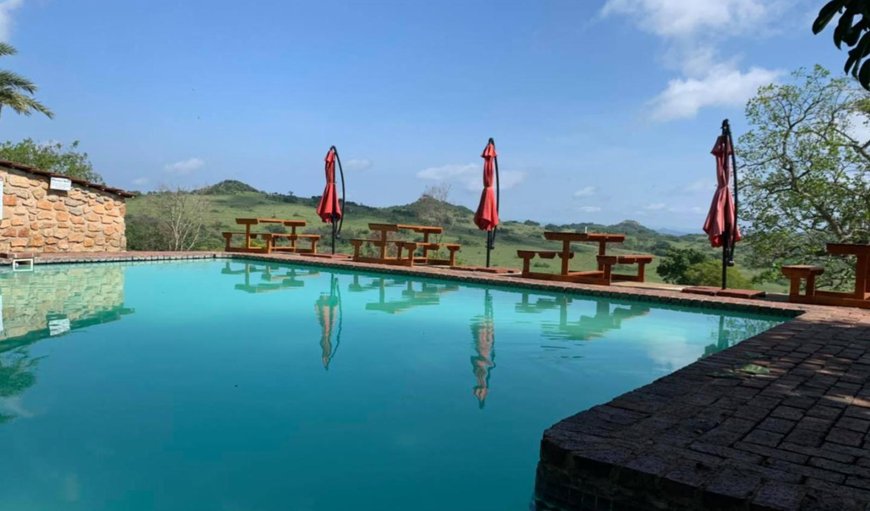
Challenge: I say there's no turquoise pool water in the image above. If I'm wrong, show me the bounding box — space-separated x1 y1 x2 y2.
0 260 788 510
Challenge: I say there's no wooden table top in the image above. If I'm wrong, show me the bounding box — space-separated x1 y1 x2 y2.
368 223 443 234
236 218 307 227
543 231 626 243
827 243 870 256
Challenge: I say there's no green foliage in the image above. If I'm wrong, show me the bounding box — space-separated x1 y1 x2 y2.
656 247 708 284
813 0 870 90
684 260 753 289
0 138 103 183
739 66 869 288
0 43 52 120
126 214 163 251
196 180 260 195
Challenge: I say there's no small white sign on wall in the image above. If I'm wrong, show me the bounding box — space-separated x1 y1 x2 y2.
49 176 72 192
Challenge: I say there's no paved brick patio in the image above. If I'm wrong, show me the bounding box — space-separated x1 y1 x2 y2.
4 251 870 510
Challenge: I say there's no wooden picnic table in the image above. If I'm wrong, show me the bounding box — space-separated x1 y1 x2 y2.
826 243 870 301
542 231 626 275
355 223 458 266
782 243 870 309
223 218 318 254
235 218 307 250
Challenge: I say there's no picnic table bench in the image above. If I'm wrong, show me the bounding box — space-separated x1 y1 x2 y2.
223 218 320 254
517 232 645 285
783 243 870 309
349 223 461 266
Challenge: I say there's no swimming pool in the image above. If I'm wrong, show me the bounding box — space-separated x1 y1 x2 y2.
0 259 789 510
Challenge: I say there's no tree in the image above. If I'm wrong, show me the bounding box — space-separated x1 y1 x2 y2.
813 0 870 90
684 260 754 289
656 247 708 284
0 43 52 119
152 187 207 251
0 138 103 183
739 66 870 287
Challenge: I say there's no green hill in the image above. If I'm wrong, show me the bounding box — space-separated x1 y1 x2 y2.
125 180 745 284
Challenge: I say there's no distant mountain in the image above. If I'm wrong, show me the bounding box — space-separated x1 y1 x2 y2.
196 180 260 195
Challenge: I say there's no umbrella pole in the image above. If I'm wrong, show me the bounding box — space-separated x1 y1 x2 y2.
485 231 492 268
726 120 738 266
720 120 730 290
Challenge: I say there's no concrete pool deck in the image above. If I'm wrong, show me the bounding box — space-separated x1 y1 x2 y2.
4 251 869 510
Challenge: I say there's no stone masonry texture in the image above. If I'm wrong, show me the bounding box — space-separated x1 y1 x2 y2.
0 166 127 253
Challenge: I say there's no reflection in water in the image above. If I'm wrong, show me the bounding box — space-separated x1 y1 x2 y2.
703 315 773 357
516 293 650 342
0 265 132 423
348 275 458 314
470 290 496 408
315 275 343 370
224 262 319 293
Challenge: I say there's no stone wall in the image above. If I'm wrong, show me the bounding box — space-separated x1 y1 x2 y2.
0 265 126 343
0 166 127 253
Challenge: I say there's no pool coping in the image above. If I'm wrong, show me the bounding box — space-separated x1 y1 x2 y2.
5 251 870 510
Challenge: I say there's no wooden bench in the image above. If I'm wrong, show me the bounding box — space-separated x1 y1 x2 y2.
349 238 417 266
414 242 462 266
261 233 320 254
223 232 262 252
597 254 655 283
782 265 825 302
517 250 570 274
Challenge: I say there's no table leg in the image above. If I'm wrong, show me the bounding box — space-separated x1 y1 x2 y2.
421 233 430 261
379 231 388 260
561 241 571 275
856 254 869 298
289 227 297 252
597 241 606 271
245 224 251 250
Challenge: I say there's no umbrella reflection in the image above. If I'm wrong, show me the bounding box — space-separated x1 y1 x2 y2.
315 275 343 370
470 290 496 408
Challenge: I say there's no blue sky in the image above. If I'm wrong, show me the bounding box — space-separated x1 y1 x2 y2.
0 0 848 230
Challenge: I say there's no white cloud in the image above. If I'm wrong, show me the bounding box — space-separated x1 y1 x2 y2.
602 0 784 121
645 202 666 210
344 158 372 172
417 163 477 181
577 205 602 213
650 65 781 121
132 177 149 186
164 157 204 175
0 0 23 42
574 186 596 197
601 0 774 38
417 163 526 191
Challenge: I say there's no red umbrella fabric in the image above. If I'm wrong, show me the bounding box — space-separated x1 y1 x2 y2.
316 148 342 223
473 141 499 231
703 134 741 248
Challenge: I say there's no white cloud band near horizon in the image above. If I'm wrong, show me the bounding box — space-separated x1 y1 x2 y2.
164 157 204 174
417 162 525 192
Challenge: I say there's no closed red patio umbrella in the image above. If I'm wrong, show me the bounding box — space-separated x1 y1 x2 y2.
474 138 500 267
703 119 741 289
315 146 346 254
